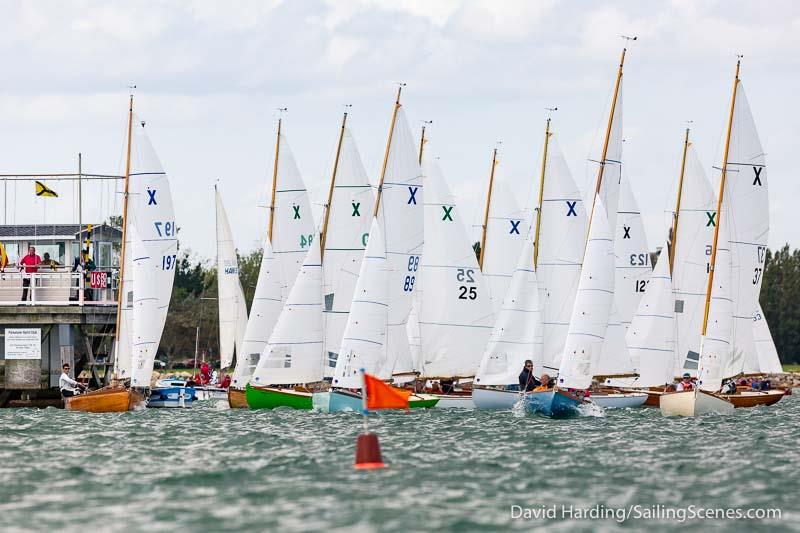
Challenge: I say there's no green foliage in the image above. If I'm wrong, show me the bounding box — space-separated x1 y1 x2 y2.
760 245 800 364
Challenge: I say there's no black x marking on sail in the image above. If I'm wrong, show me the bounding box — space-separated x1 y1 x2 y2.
706 212 716 227
293 205 301 219
407 186 418 205
753 166 763 186
566 200 577 217
510 220 521 235
623 225 631 239
147 189 157 205
352 202 361 216
442 206 453 221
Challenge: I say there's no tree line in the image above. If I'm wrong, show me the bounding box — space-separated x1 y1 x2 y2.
158 245 799 367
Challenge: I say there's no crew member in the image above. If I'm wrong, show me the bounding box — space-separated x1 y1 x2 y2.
518 360 541 392
676 373 694 391
59 363 85 397
533 373 551 392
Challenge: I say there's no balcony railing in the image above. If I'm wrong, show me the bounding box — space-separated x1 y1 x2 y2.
0 269 119 306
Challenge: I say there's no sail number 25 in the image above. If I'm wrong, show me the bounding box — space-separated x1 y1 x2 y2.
404 255 419 292
457 268 477 300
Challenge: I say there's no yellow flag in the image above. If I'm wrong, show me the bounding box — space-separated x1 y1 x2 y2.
0 243 7 270
35 180 58 198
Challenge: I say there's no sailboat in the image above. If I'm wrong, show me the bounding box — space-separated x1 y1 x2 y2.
66 96 178 412
478 149 528 315
238 117 316 409
215 186 249 407
415 133 494 408
523 195 614 417
314 218 438 411
661 59 781 415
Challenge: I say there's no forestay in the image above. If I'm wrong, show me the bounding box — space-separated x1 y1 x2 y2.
321 127 374 375
418 149 493 378
127 121 179 388
332 218 389 388
250 241 323 386
625 244 675 387
215 188 248 370
232 238 282 388
375 107 424 376
672 146 716 377
557 196 614 390
723 83 769 377
474 230 543 386
535 136 586 372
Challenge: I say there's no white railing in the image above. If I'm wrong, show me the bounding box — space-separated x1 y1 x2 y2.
0 269 118 306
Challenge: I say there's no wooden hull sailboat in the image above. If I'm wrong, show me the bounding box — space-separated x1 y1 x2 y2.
659 389 734 416
720 389 786 408
65 387 145 413
227 387 248 409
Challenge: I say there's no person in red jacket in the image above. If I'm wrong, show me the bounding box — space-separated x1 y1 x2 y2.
220 374 231 389
19 246 41 301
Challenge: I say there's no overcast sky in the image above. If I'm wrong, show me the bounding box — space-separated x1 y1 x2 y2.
1 0 797 261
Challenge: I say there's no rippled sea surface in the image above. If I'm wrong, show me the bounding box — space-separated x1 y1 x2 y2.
0 393 798 532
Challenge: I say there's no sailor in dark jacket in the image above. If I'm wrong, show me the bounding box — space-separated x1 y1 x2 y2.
518 360 541 392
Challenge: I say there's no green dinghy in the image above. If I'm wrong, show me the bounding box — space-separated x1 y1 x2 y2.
246 384 313 410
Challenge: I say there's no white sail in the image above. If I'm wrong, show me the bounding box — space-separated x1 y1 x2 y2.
375 106 424 376
215 188 248 370
697 218 733 393
332 218 389 388
250 240 323 386
474 231 543 386
535 135 587 372
418 150 494 378
614 178 651 326
557 196 614 390
625 245 675 387
724 83 769 377
482 179 528 315
128 120 178 388
270 129 316 300
672 145 717 377
753 304 782 374
321 127 375 375
232 237 283 388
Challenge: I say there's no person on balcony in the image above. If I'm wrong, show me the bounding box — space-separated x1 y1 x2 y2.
42 252 60 270
71 249 96 301
18 246 41 301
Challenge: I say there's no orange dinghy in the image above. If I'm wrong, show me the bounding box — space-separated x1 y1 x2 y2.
65 387 145 413
227 387 248 409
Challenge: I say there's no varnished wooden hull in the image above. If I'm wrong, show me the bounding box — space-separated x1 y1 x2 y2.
720 389 786 408
227 387 248 409
64 388 145 413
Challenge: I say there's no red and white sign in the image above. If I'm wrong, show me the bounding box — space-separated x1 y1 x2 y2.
90 271 108 289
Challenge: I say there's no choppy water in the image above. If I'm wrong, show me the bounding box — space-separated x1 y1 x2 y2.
0 394 797 532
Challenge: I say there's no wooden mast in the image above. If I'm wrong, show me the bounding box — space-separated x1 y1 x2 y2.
701 59 741 336
372 85 404 218
533 116 553 269
418 120 432 165
113 94 135 375
267 114 284 242
319 111 349 260
585 45 627 237
478 148 499 270
668 127 691 273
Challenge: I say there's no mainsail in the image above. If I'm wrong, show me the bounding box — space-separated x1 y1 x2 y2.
418 147 493 378
215 188 248 370
320 122 374 375
125 120 178 388
534 133 587 372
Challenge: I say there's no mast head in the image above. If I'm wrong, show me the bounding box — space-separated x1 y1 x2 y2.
735 54 743 79
395 82 406 105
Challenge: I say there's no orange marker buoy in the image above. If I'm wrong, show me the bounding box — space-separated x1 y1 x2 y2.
354 432 385 470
